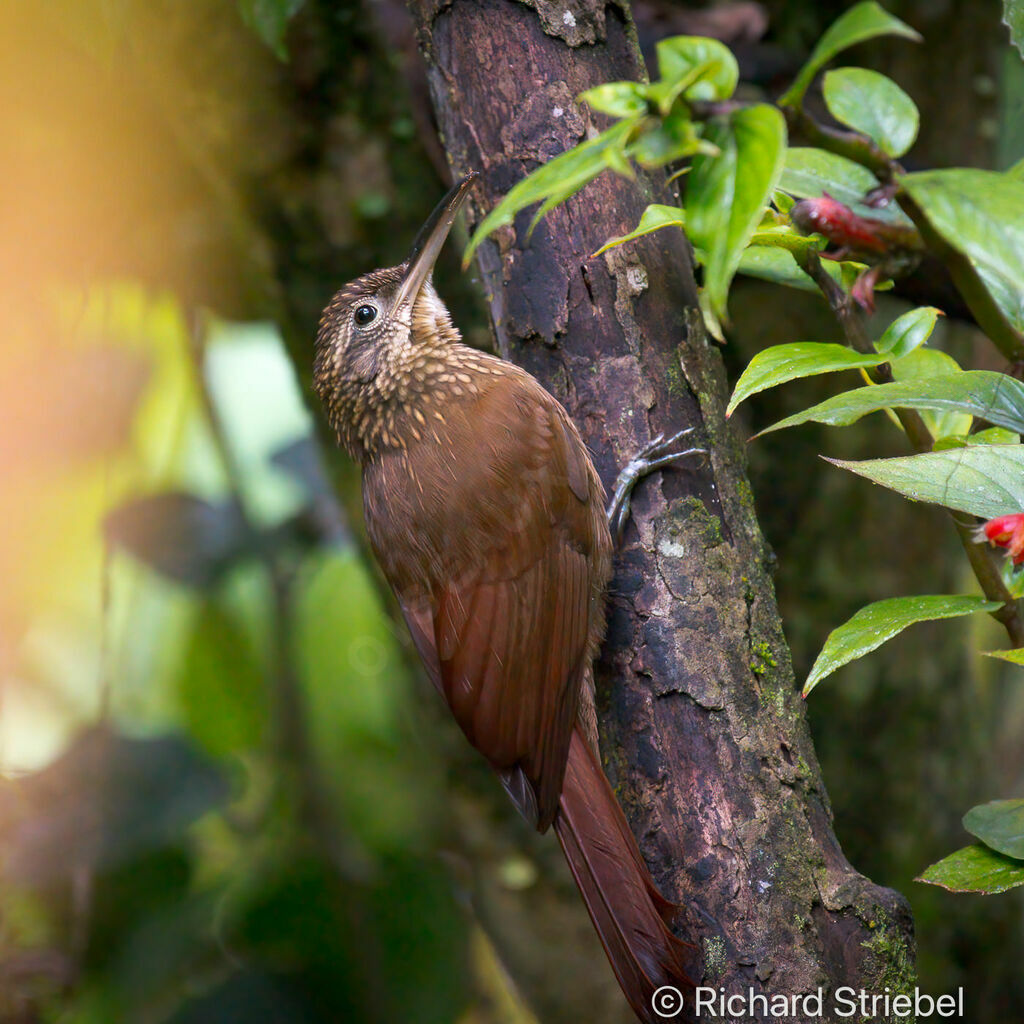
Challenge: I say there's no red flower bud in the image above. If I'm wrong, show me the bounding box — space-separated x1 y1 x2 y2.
790 194 890 254
976 513 1024 564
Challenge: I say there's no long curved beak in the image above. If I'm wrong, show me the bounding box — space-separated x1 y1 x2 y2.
393 172 477 311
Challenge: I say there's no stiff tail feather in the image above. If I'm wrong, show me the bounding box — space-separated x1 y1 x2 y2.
554 728 695 1024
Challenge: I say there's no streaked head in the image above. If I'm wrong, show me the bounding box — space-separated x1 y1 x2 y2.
313 173 477 452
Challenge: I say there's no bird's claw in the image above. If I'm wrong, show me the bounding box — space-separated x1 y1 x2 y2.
606 428 707 541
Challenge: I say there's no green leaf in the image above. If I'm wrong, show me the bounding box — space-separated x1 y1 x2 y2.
735 246 865 292
237 0 306 60
888 348 972 438
984 647 1024 665
977 264 1024 334
746 218 823 254
629 110 707 168
935 428 1023 450
963 799 1024 859
727 342 887 417
759 370 1024 437
967 427 1021 446
781 148 910 223
875 306 941 358
917 843 1024 894
686 104 786 320
900 169 1024 333
823 67 919 158
804 595 1002 695
827 445 1024 520
1006 0 1024 58
780 1 921 108
1008 156 1024 181
464 119 637 265
782 148 876 202
656 36 739 101
592 204 685 256
579 82 649 118
734 247 820 291
773 190 796 215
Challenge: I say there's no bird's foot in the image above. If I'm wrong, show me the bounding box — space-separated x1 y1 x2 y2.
607 428 707 541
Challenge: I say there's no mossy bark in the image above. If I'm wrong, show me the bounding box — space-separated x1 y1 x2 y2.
408 0 915 1020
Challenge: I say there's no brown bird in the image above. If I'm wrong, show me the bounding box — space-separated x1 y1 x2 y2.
314 173 695 1023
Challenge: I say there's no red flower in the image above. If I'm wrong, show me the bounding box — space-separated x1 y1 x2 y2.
976 514 1024 565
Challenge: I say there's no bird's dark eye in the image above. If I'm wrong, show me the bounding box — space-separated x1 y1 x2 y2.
354 304 378 327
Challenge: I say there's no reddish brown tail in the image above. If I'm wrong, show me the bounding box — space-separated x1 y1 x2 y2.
555 728 695 1024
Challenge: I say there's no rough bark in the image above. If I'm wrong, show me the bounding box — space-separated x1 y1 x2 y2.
408 0 915 1021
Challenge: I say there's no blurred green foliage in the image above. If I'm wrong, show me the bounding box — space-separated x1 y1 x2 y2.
0 277 473 1022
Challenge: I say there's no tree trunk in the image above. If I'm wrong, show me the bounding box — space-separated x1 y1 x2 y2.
408 0 915 1020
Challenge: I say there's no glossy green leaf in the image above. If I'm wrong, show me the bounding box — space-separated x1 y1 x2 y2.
985 647 1024 665
464 119 637 264
727 342 887 417
686 104 786 319
592 204 685 256
827 445 1024 520
747 218 822 253
759 370 1024 437
781 147 910 224
977 263 1024 333
1006 0 1024 58
967 427 1021 446
237 0 306 60
780 1 921 108
917 843 1024 894
889 347 973 438
823 67 919 157
804 594 1002 695
964 799 1024 859
901 169 1024 334
781 147 874 202
875 306 941 358
579 81 648 118
656 36 739 101
934 428 1023 450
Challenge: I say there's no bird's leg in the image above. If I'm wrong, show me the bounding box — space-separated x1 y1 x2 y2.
607 428 706 541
